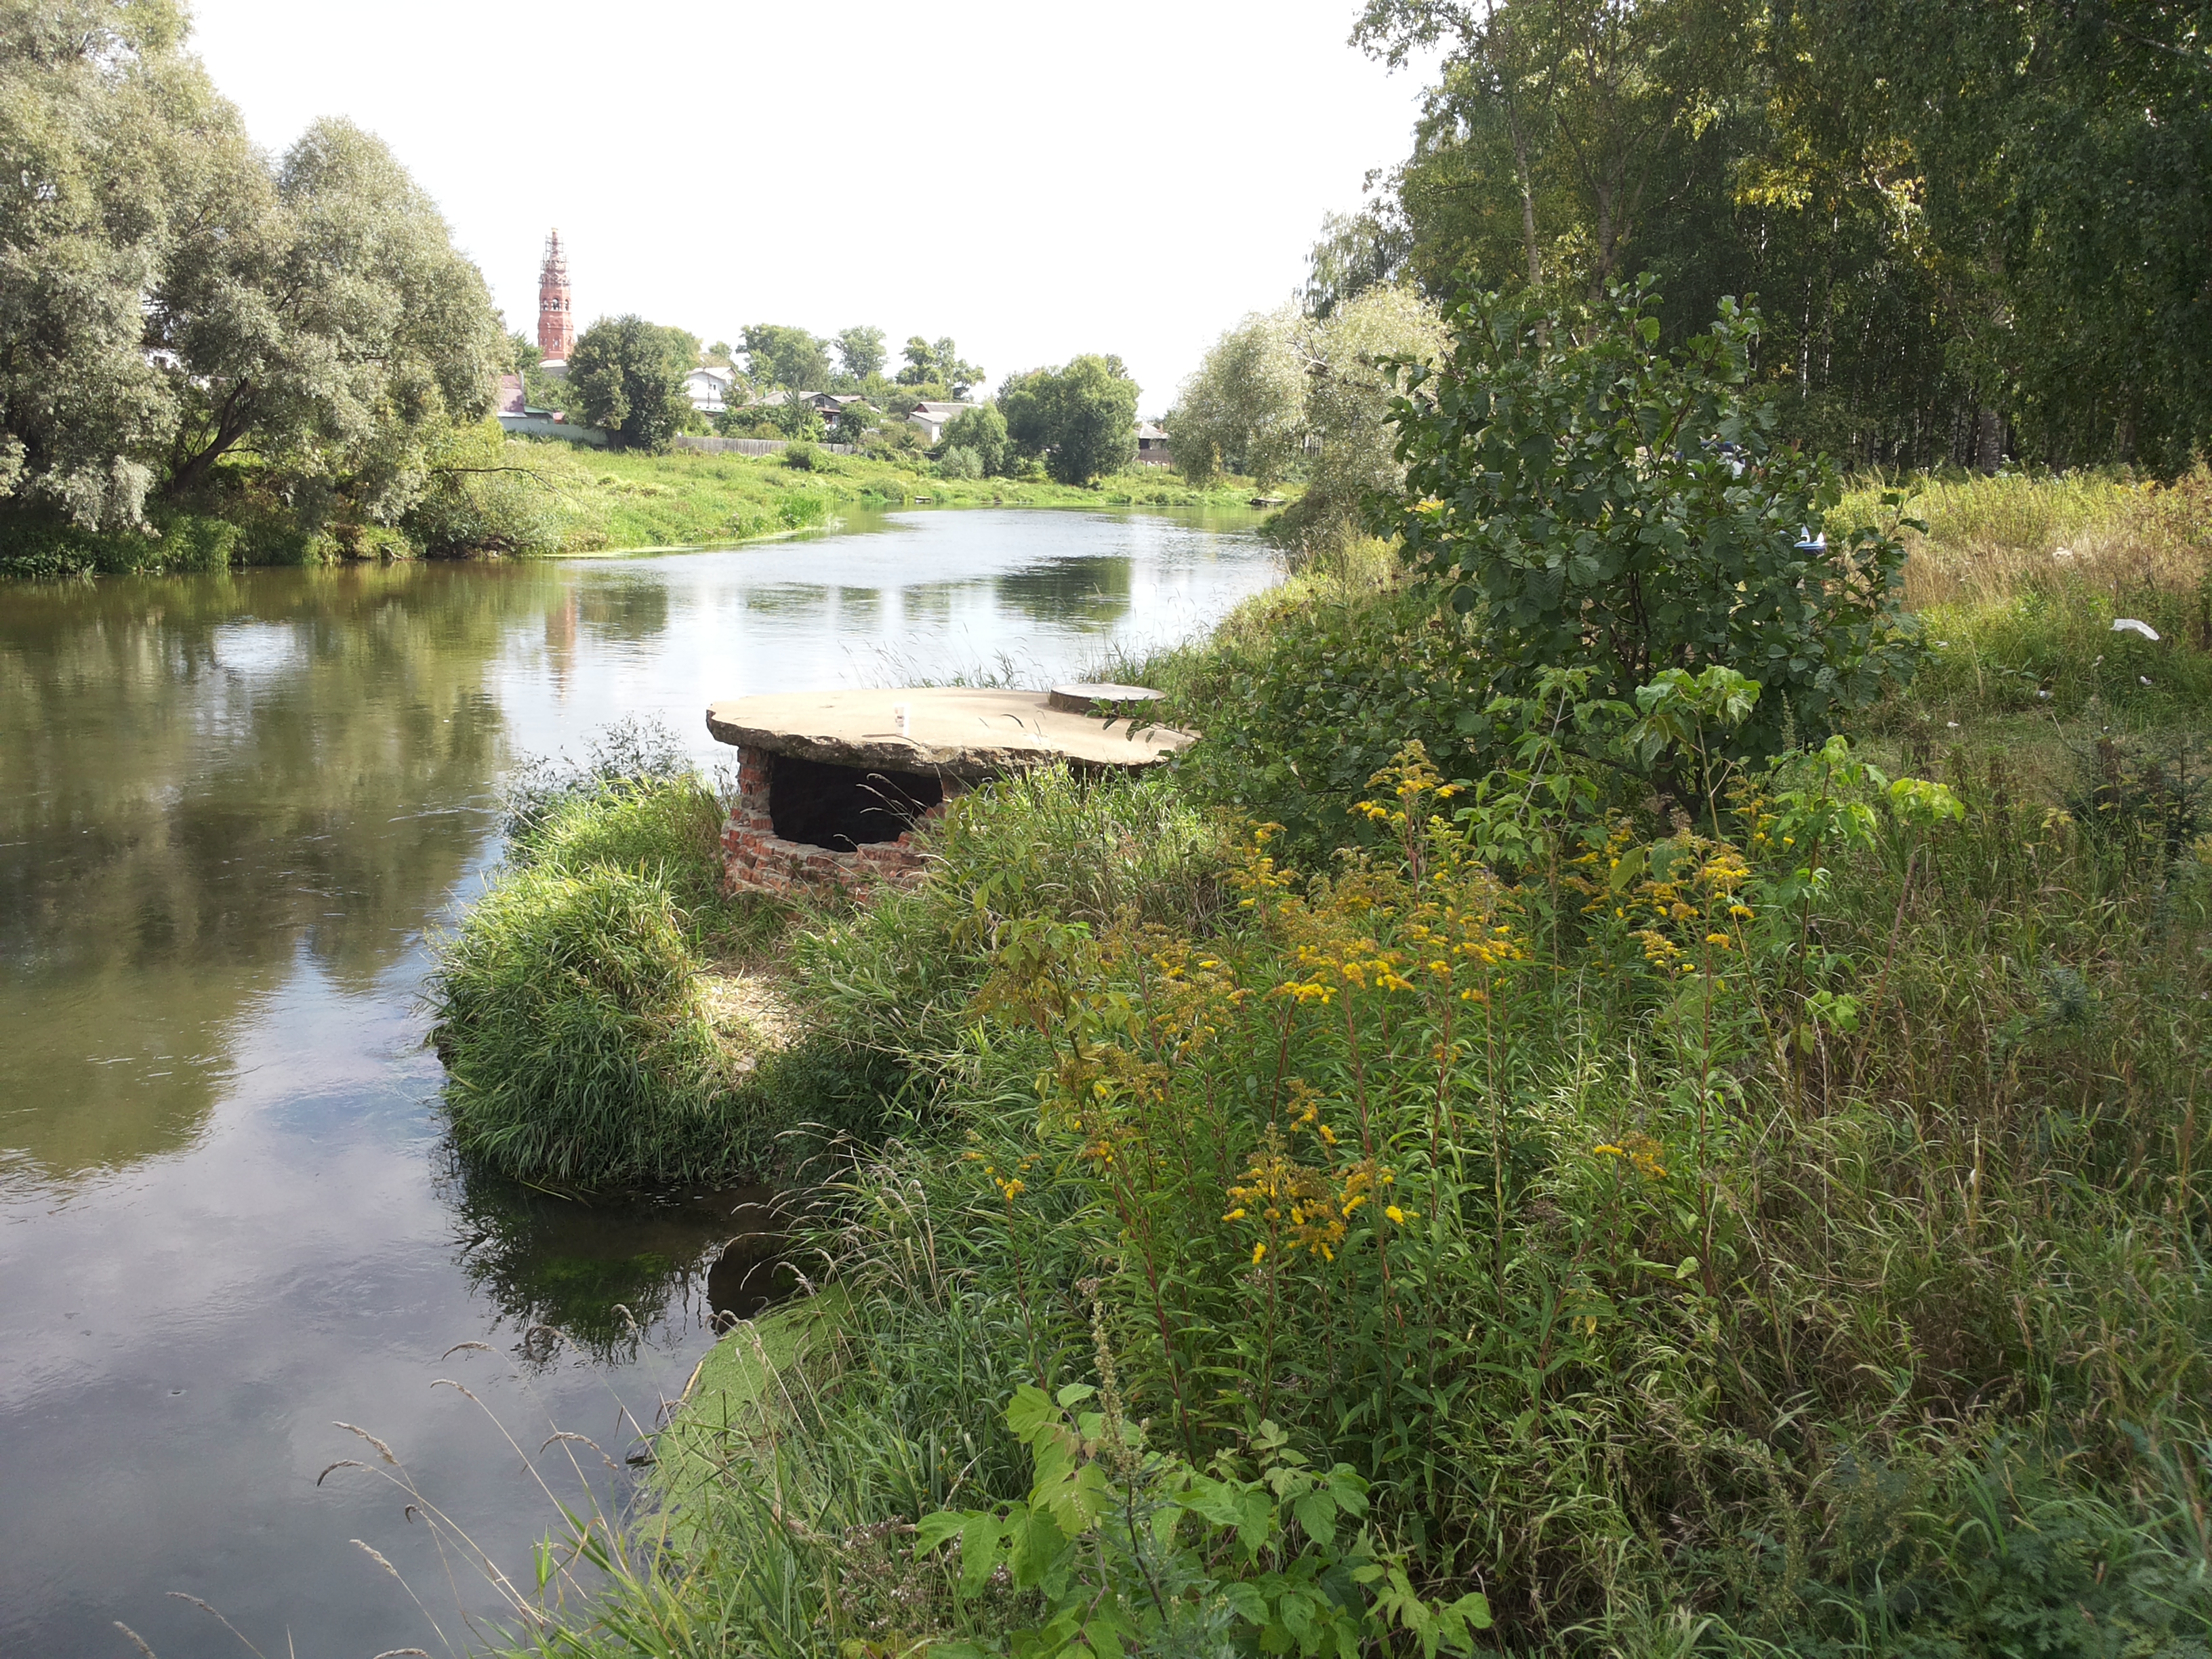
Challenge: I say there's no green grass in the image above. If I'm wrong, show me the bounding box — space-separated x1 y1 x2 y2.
428 742 890 1191
482 472 2212 1659
1 427 1277 578
507 441 1273 556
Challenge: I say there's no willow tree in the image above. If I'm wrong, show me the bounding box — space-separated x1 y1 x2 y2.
1 0 501 538
0 0 256 529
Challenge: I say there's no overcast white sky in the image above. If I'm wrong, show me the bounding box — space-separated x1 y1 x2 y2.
182 1 1434 413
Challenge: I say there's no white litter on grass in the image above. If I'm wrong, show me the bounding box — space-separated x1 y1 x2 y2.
2142 676 2154 687
2053 546 2075 561
2113 618 2160 640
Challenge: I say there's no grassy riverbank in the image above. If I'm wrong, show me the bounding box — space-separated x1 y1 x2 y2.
0 432 1272 578
449 467 2212 1658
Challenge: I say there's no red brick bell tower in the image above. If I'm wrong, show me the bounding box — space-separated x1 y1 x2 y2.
536 228 575 363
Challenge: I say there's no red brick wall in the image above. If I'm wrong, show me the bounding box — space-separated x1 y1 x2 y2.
720 745 956 897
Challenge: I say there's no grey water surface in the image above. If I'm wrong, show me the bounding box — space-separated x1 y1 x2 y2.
0 506 1279 1658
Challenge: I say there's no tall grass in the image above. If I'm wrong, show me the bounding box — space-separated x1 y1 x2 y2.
429 724 858 1191
480 474 2212 1658
518 733 2212 1658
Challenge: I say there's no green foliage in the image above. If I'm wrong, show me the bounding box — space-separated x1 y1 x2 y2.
0 0 239 529
1345 0 2212 470
783 440 822 472
1170 306 1308 489
938 446 982 481
914 1387 1489 1659
898 335 984 399
1383 283 1922 773
941 405 1008 476
1166 584 1474 861
403 418 560 556
1000 356 1141 486
569 316 699 453
836 325 888 383
1 4 504 532
743 323 834 392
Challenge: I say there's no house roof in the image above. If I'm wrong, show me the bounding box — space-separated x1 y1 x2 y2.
1136 422 1168 441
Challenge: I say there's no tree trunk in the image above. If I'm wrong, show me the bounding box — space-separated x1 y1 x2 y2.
1973 406 2004 473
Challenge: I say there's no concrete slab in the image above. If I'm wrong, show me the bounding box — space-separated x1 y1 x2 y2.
705 687 1190 781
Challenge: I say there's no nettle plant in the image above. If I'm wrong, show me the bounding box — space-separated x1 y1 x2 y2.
914 1378 1490 1659
1377 280 1924 789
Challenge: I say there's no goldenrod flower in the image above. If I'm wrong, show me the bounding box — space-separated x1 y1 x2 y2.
1252 1242 1266 1264
1385 1205 1406 1225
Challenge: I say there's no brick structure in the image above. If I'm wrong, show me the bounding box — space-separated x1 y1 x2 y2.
536 228 575 363
718 744 964 897
705 686 1191 899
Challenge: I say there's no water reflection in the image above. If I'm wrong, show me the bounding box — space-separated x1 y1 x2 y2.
0 506 1279 1659
0 565 550 1183
996 555 1135 630
438 1160 785 1367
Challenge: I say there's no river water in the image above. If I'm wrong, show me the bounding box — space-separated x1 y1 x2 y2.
0 506 1279 1658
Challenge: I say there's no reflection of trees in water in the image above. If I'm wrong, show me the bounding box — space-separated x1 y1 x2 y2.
0 563 569 1180
436 1153 786 1368
575 574 670 643
994 556 1134 632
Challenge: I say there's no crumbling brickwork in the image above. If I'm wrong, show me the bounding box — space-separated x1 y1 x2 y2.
718 745 958 897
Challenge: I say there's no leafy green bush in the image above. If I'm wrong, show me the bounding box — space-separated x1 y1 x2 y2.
1382 281 1923 779
1161 583 1475 861
783 440 821 471
937 445 983 481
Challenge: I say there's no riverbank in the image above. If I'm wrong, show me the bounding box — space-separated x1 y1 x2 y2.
440 466 2212 1657
0 432 1275 579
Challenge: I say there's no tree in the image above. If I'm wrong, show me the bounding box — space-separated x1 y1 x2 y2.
741 324 832 391
1378 282 1919 771
1298 285 1446 551
830 401 877 445
1000 356 1140 485
941 404 1008 475
1168 306 1307 487
570 316 698 451
2 0 508 543
1168 289 1443 548
897 335 984 398
155 119 502 518
834 325 887 383
0 0 258 528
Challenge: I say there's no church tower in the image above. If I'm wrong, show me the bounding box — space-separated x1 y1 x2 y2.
536 228 575 364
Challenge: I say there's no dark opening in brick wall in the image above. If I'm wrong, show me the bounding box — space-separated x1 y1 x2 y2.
769 753 945 851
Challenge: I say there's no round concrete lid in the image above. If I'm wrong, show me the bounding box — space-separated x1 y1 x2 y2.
705 687 1192 779
1046 682 1168 715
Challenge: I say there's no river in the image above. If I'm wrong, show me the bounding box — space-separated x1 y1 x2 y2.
0 506 1280 1658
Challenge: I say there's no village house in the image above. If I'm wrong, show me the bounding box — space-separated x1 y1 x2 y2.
684 364 743 413
1134 421 1172 466
904 400 983 443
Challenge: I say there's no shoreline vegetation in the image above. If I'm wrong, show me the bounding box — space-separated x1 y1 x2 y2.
0 436 1276 581
425 436 2212 1656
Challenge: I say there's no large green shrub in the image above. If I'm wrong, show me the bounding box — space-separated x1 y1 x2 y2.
1161 584 1475 861
1381 282 1923 781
